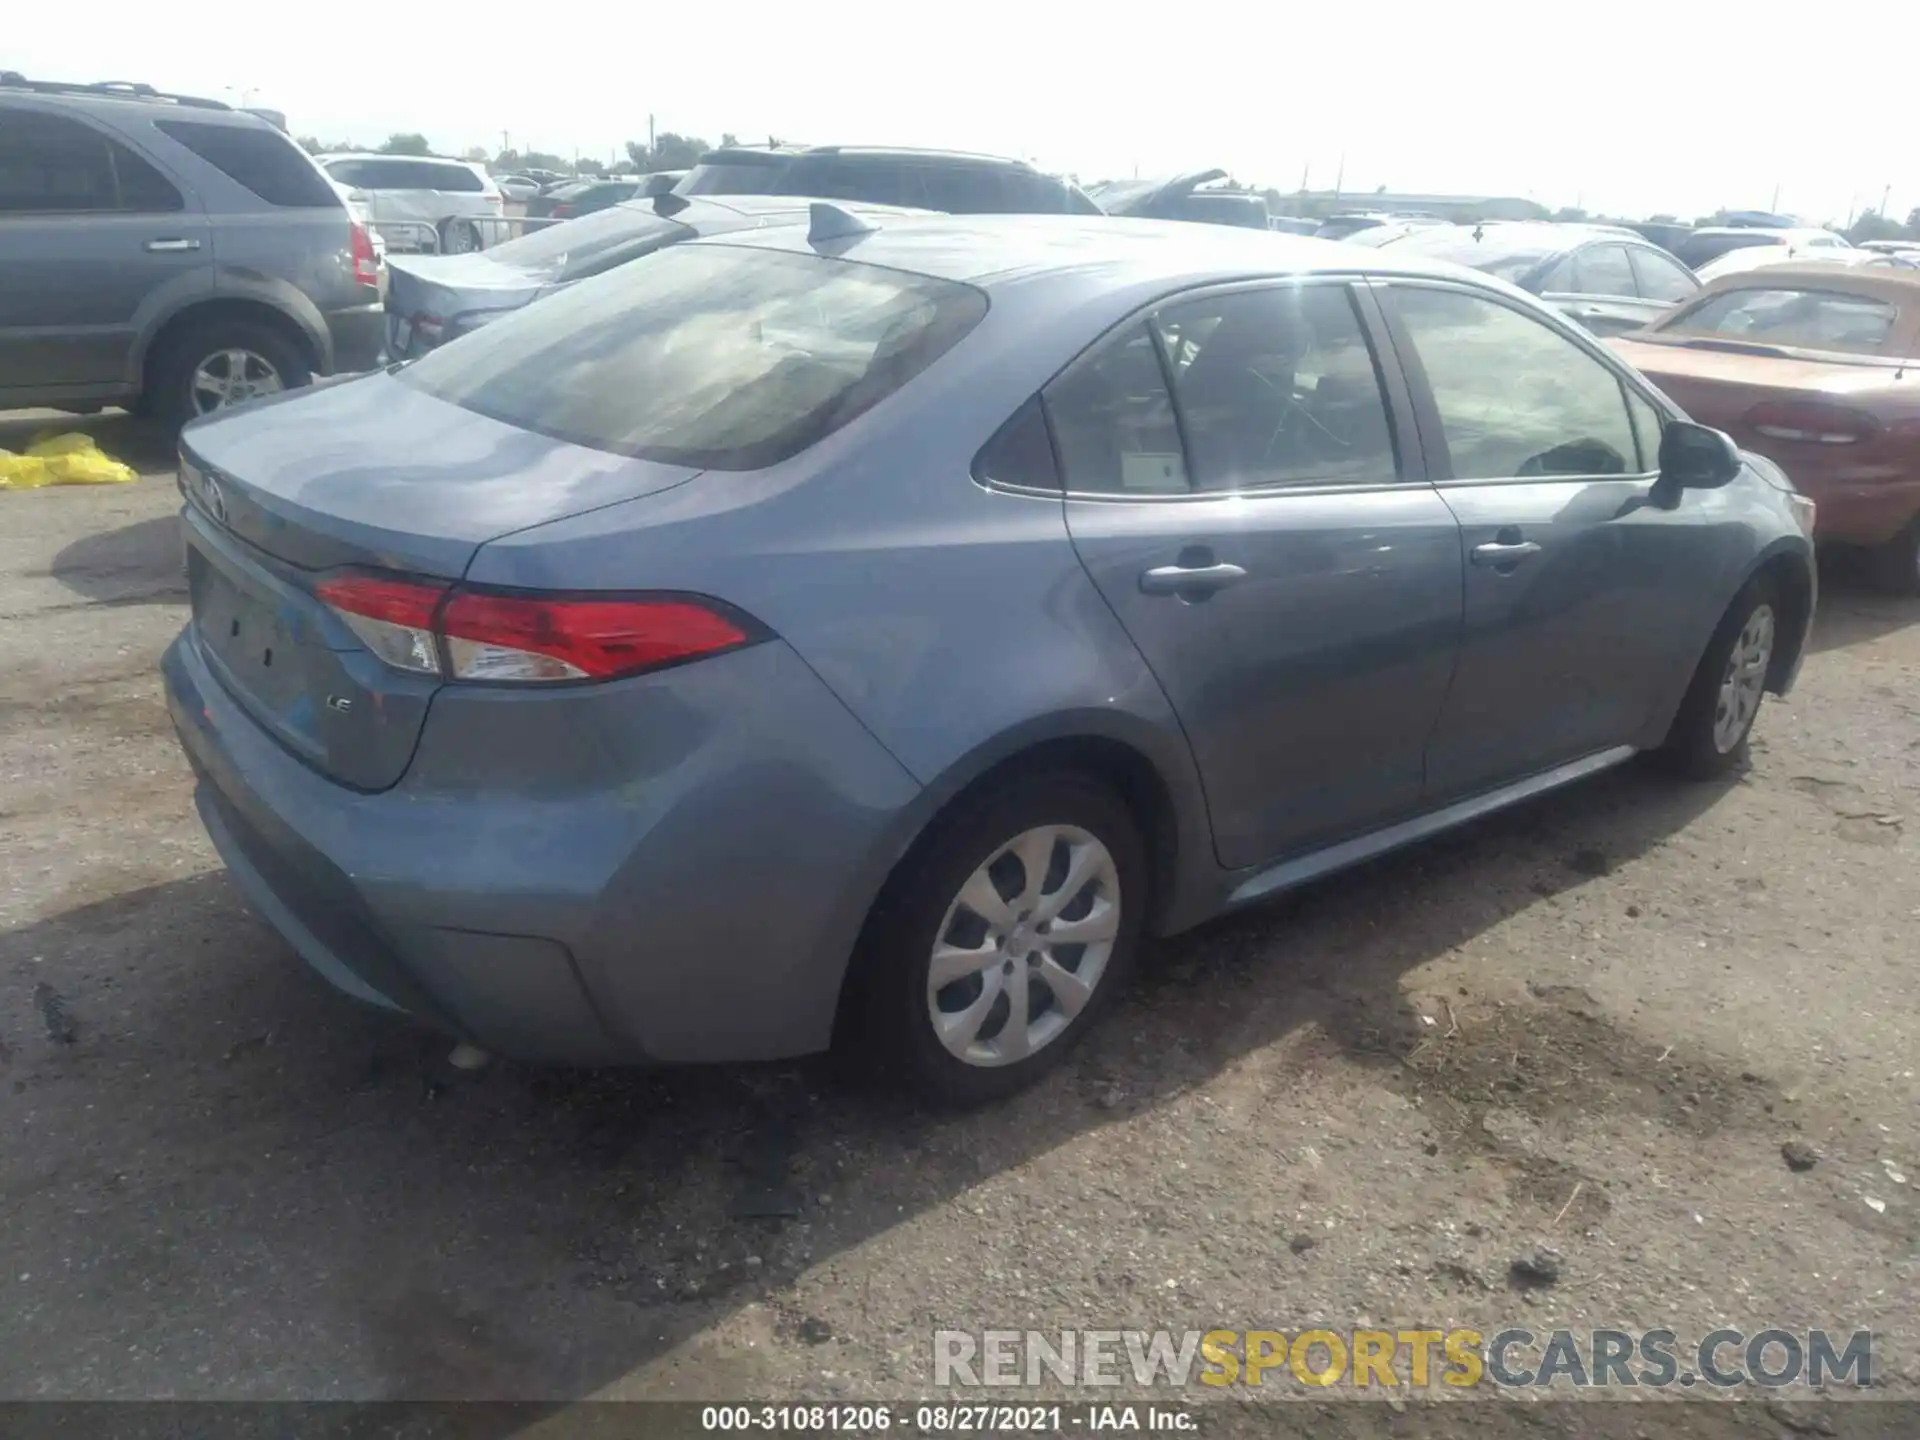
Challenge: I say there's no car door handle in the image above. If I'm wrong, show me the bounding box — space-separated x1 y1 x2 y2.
1140 562 1248 596
144 237 202 252
1471 540 1542 567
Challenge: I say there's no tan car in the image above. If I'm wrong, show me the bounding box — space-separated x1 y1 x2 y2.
1611 264 1920 591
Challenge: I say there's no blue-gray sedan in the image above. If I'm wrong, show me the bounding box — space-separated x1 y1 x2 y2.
163 210 1817 1105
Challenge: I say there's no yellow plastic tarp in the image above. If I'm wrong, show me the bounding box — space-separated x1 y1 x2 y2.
0 433 139 490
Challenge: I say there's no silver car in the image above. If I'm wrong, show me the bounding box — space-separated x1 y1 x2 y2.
162 211 1816 1105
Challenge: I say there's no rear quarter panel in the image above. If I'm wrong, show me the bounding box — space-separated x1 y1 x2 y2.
465 272 1224 929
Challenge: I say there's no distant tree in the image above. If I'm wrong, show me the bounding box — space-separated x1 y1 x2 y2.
296 134 321 154
720 132 740 148
297 135 353 154
1847 212 1905 244
378 132 432 156
624 139 650 171
460 146 489 164
648 132 708 170
1906 207 1920 239
1648 213 1677 223
518 150 570 174
1553 206 1589 222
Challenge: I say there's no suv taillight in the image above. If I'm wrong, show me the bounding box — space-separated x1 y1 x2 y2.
350 221 380 287
316 574 757 684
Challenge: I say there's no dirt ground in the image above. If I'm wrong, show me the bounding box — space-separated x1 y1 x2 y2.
1 411 1915 1423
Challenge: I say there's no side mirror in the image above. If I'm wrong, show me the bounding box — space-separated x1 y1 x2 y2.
1658 420 1742 490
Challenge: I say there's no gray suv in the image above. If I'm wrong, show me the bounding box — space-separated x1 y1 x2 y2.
0 75 383 429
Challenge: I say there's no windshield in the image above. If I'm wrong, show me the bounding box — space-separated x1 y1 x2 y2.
398 243 988 470
1658 287 1899 353
481 204 688 282
1385 226 1559 283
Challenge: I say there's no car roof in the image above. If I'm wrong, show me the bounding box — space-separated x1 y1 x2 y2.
695 211 1506 292
1689 225 1839 241
317 152 487 168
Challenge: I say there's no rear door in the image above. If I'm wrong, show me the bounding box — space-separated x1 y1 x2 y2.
1542 243 1651 335
0 105 208 395
1378 281 1685 800
1054 279 1464 870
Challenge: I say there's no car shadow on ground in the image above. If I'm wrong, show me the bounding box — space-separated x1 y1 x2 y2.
1 751 1740 1414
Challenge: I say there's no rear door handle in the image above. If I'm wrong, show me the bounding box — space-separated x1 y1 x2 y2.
1471 540 1542 568
144 238 201 252
1140 562 1248 596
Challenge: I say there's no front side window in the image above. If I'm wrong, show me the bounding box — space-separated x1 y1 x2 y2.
399 243 987 470
0 109 182 214
1660 287 1897 353
1390 286 1640 479
1153 285 1397 491
157 119 337 207
1629 246 1699 303
1572 244 1635 298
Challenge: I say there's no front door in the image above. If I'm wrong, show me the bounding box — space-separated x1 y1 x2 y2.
1052 280 1464 871
1378 281 1681 802
0 108 208 395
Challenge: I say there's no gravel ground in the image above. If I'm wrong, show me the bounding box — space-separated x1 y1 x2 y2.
1 411 1915 1422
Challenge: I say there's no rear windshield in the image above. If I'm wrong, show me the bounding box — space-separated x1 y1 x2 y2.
1388 226 1558 283
397 243 989 469
1660 287 1899 353
156 119 340 208
678 155 790 196
484 203 687 281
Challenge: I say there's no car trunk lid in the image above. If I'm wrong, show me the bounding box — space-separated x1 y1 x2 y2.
178 373 702 789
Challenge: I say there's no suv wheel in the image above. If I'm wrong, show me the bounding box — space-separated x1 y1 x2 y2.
152 319 310 432
1657 576 1778 780
440 218 480 254
857 772 1147 1107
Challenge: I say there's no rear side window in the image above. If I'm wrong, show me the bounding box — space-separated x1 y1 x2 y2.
399 244 988 470
156 119 338 207
974 397 1059 489
1045 325 1187 494
677 155 791 196
1153 285 1397 491
0 109 182 213
1664 287 1898 353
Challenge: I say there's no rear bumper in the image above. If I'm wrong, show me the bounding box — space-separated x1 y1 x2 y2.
322 300 387 376
162 623 921 1065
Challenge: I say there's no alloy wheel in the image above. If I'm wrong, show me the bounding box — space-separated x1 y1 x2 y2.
190 349 283 415
926 825 1121 1067
1712 603 1774 753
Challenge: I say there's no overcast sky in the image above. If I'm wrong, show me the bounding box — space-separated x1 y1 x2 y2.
9 0 1913 226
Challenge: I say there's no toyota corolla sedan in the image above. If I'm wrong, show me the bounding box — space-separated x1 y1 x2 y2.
163 210 1816 1106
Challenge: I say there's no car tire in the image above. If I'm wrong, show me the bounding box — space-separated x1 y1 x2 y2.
440 218 481 254
151 319 310 434
854 771 1148 1108
1865 517 1920 597
1657 576 1780 781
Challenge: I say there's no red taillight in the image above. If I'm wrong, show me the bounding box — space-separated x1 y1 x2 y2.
441 592 751 682
549 203 574 219
350 221 379 287
317 574 754 685
1743 399 1879 446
